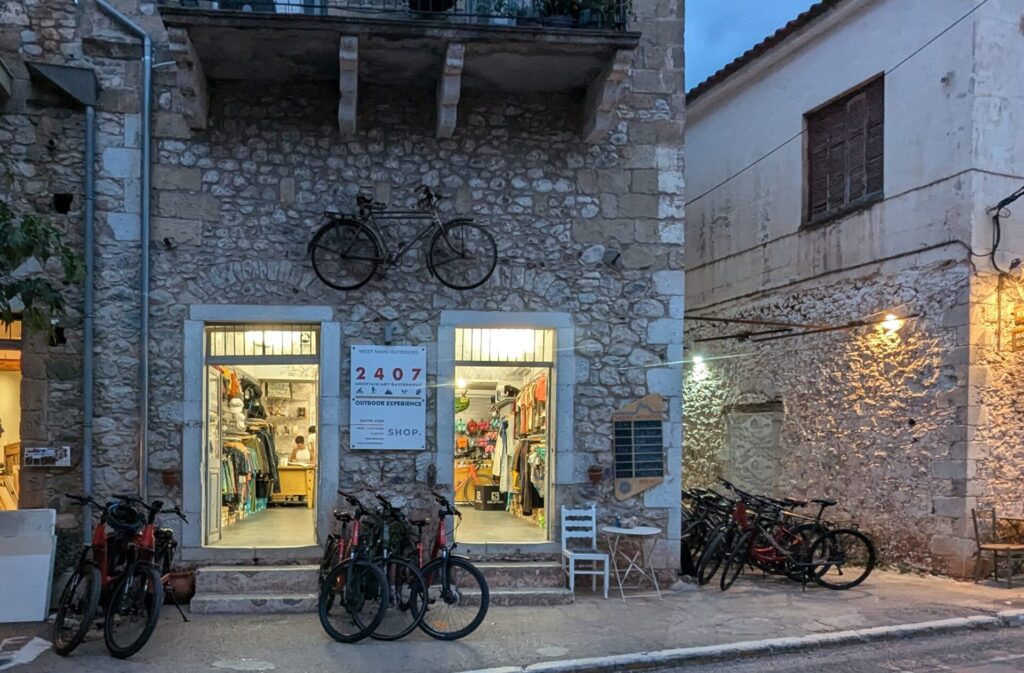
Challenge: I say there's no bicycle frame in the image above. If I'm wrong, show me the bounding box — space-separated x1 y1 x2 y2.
354 208 445 267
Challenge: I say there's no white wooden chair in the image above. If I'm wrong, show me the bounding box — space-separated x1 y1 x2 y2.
560 505 609 599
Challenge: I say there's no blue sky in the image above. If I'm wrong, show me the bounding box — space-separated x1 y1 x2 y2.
686 0 818 91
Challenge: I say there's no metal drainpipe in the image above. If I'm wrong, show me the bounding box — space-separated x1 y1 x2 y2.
95 0 152 501
82 103 95 543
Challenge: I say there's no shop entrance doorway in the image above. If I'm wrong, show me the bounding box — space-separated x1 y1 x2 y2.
203 324 320 548
451 328 556 544
0 320 21 511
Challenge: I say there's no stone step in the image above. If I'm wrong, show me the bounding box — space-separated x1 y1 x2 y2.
476 561 565 589
188 588 573 614
195 565 320 594
489 588 574 606
189 592 319 614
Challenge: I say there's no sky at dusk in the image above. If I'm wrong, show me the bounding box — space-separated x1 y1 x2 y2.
685 0 819 91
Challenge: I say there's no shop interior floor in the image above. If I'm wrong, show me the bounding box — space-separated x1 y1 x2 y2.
209 507 316 548
457 508 548 544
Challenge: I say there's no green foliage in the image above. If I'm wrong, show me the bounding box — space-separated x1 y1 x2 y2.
0 198 83 332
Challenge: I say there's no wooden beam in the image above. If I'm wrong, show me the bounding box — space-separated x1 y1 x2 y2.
338 36 359 139
436 42 465 139
581 49 632 143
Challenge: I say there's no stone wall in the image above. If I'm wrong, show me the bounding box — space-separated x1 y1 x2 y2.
684 252 973 574
1 0 686 571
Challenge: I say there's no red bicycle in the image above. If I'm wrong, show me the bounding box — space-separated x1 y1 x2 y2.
405 491 489 640
53 494 186 658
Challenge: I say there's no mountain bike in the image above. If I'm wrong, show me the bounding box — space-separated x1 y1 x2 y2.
54 494 187 658
367 494 428 641
405 491 489 640
715 482 876 591
309 185 497 291
318 491 390 643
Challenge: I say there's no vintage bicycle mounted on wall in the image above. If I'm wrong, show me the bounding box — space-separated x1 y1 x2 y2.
309 186 498 291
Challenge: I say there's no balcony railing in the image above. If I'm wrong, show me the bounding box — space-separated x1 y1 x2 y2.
158 0 630 31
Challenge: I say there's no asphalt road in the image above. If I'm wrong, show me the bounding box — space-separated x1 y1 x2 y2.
655 629 1024 673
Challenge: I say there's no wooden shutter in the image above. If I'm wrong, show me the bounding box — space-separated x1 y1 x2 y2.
806 76 884 223
864 77 884 197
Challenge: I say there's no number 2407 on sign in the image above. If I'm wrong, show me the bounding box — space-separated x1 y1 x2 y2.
354 367 423 382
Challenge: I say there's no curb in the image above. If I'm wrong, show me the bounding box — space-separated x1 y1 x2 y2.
460 610 1024 673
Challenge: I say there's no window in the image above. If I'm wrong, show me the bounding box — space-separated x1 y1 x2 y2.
805 76 884 224
613 419 664 479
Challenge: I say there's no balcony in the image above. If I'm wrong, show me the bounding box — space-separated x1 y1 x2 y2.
158 0 640 141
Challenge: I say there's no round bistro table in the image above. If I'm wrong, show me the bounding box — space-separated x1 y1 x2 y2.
600 525 663 601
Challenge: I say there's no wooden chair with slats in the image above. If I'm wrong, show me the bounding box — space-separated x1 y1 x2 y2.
561 505 609 599
972 508 1024 588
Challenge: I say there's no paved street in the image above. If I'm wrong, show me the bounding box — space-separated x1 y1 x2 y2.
654 629 1024 673
1 570 1023 672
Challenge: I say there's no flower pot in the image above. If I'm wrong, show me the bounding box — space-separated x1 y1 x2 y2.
587 465 604 484
165 571 195 604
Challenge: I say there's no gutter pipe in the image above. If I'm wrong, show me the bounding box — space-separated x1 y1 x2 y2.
82 104 95 542
95 0 152 501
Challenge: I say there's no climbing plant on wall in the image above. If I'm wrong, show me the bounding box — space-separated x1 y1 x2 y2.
0 195 82 331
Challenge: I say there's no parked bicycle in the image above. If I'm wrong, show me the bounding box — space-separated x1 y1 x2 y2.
318 491 390 643
54 493 187 658
688 480 876 591
309 185 498 291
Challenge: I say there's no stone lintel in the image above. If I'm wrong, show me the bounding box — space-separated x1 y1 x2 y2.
435 42 465 139
338 35 359 139
581 49 632 143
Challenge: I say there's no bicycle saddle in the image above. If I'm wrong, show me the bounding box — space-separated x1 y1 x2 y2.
812 498 838 507
356 194 386 211
333 510 353 522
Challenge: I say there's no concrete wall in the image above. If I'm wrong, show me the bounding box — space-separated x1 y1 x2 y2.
684 0 1024 574
0 0 686 571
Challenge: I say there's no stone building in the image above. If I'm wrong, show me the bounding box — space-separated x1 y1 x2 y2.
684 0 1024 576
0 0 684 604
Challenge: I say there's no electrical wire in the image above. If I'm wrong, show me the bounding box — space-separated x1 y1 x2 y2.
987 185 1024 275
685 0 992 208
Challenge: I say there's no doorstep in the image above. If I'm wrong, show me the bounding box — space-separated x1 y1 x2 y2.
180 545 322 564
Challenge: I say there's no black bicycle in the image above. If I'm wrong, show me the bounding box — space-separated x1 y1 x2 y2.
308 185 498 291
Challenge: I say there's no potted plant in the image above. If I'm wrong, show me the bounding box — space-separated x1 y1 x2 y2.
541 0 579 26
475 0 516 25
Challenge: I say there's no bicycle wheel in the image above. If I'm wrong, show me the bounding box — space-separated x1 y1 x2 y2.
418 556 489 640
427 220 497 290
309 219 382 291
780 523 827 582
103 564 164 659
318 559 389 643
371 558 428 641
319 536 339 586
53 564 101 656
808 528 876 590
719 530 753 591
695 527 730 586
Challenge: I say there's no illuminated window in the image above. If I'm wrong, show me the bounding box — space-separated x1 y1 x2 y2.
0 320 22 364
454 328 555 364
206 324 319 360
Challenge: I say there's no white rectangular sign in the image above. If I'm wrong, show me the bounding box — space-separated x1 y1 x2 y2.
350 345 427 450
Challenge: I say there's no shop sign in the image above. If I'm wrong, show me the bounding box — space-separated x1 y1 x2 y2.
350 345 426 450
22 446 72 468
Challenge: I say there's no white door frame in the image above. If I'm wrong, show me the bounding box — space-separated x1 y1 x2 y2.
180 305 340 560
437 311 575 554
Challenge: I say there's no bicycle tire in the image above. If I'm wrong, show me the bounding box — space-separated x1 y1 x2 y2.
695 528 730 586
53 564 101 656
319 536 339 586
719 530 753 591
780 523 827 582
809 528 876 590
427 220 497 290
309 218 382 291
318 559 389 643
103 564 164 659
418 556 489 640
371 558 428 641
